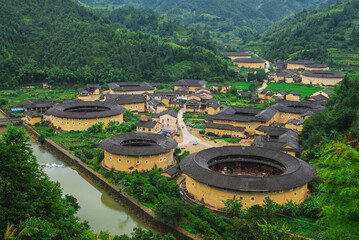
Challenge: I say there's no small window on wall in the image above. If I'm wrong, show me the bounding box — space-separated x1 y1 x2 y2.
109 156 112 161
239 197 243 201
85 122 88 125
250 197 255 202
118 159 121 162
79 122 81 125
127 160 130 163
294 192 297 196
264 196 269 201
136 160 140 164
135 105 137 108
159 158 162 162
72 122 75 125
192 182 194 186
61 121 63 124
146 161 148 164
280 190 283 193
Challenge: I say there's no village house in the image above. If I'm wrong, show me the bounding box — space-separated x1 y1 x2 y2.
285 92 301 102
252 127 301 157
148 99 166 113
152 110 178 132
136 120 161 133
221 52 252 60
233 58 266 69
23 99 55 114
24 110 42 125
105 94 147 113
180 146 315 209
301 70 345 85
174 79 207 93
108 82 155 95
79 84 101 96
284 119 304 132
100 132 177 173
287 60 316 70
311 89 333 99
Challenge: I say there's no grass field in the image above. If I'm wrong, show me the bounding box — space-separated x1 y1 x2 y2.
266 83 332 98
0 87 78 111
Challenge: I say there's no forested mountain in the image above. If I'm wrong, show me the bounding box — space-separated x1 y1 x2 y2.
0 0 237 89
77 0 328 44
258 0 359 63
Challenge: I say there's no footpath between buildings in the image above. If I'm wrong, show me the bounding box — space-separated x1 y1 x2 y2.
23 123 201 240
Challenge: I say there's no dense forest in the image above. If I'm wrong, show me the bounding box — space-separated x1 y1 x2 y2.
300 74 359 238
0 0 238 89
257 0 359 62
77 0 329 44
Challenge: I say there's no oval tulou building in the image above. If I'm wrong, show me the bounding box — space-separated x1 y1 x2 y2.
100 132 178 173
48 101 126 131
180 146 316 209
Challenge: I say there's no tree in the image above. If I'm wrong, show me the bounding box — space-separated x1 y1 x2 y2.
222 196 242 217
244 204 266 223
0 126 94 238
315 141 359 238
155 197 185 225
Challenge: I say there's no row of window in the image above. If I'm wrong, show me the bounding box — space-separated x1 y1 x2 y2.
109 156 166 163
56 119 89 125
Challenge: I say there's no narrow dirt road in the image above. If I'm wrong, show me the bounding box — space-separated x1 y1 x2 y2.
258 80 268 90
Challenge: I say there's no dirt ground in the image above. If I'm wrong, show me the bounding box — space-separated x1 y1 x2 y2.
77 94 101 101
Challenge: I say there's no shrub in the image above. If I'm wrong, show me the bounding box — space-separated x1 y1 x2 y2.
155 197 185 225
38 134 46 144
199 129 205 134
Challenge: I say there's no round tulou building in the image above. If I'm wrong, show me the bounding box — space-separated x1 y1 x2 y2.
100 132 178 173
180 146 316 209
48 101 126 131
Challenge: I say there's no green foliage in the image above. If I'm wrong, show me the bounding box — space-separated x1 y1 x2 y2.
174 148 182 154
123 110 140 122
223 196 243 217
0 0 238 88
87 122 104 134
0 126 94 238
301 75 359 153
259 0 359 62
178 151 190 162
314 141 359 238
37 134 46 144
112 227 175 240
155 197 186 225
266 83 328 98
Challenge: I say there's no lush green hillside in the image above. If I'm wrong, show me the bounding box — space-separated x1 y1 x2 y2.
0 0 238 89
77 0 330 45
241 0 326 22
256 0 359 69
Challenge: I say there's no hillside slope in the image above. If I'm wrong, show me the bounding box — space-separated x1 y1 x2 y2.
257 0 359 67
0 0 237 89
77 0 329 44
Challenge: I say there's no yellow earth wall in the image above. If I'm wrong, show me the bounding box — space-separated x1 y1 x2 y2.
287 63 306 70
121 103 146 112
109 90 154 95
285 95 300 102
50 114 123 131
136 123 161 133
305 66 329 71
285 123 303 132
186 176 307 209
228 56 251 61
273 112 302 124
205 128 246 138
207 107 220 115
174 86 205 93
26 116 42 125
213 120 266 134
302 76 343 85
234 62 265 69
103 150 174 173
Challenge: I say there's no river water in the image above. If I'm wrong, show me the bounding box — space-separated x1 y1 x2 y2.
0 126 147 236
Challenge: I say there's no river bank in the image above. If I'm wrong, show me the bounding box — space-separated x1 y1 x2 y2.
23 123 200 240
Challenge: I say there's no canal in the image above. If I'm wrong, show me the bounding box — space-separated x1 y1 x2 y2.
0 126 147 236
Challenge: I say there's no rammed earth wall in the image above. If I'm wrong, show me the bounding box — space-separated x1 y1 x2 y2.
22 123 201 240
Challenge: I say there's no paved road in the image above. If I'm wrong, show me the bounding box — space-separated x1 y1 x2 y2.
177 108 212 148
265 61 270 73
258 80 268 90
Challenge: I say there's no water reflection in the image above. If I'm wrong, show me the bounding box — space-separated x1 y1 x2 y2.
0 126 146 235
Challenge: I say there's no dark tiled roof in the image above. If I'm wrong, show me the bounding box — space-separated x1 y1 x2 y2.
106 94 146 105
272 101 324 114
320 89 333 95
156 110 178 118
302 70 345 78
252 130 300 152
162 166 178 177
86 84 101 89
221 52 252 57
25 110 41 118
108 82 154 92
136 121 158 128
233 58 266 63
288 91 301 96
151 99 165 107
174 79 207 87
100 132 177 156
206 122 245 131
287 60 316 65
48 101 126 119
180 146 315 191
23 99 55 108
153 91 187 96
206 106 263 123
309 95 328 101
305 64 329 68
256 126 289 137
